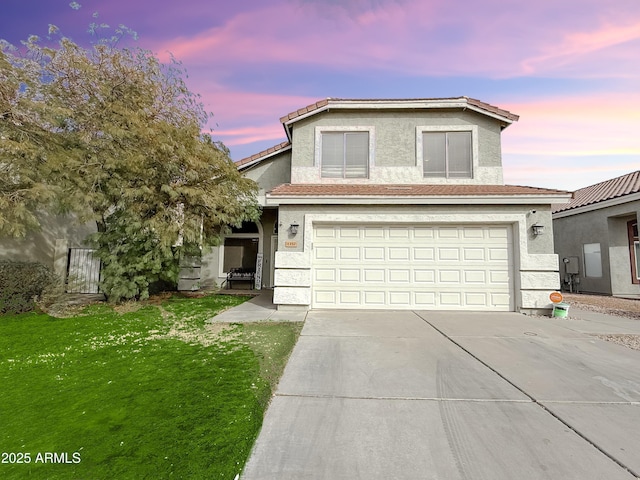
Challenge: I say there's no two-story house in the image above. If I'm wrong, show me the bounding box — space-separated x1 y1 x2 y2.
199 97 572 314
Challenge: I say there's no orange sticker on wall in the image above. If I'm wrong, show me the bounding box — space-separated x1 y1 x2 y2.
549 292 563 303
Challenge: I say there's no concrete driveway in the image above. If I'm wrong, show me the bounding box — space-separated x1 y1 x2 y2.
241 310 640 479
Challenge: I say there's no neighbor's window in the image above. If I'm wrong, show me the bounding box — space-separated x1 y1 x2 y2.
628 220 639 283
422 131 472 178
321 131 369 178
583 243 603 278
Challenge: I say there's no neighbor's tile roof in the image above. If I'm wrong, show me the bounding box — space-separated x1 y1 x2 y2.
279 97 519 124
552 170 640 213
235 141 291 169
268 183 569 197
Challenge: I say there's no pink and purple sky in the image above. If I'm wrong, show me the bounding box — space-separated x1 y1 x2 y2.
2 0 639 190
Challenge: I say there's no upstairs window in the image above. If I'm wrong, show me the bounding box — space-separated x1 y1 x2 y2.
321 131 369 178
423 131 472 178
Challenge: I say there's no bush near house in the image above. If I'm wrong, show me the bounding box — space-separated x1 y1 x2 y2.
0 261 59 314
0 293 302 479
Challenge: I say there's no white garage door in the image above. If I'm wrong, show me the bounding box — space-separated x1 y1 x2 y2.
312 224 513 311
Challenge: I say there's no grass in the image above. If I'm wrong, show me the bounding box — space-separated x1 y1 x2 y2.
0 294 302 479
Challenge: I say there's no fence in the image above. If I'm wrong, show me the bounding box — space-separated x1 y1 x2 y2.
66 248 101 294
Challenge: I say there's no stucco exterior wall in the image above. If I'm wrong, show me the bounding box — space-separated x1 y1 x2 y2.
242 152 291 205
274 203 559 313
289 110 504 185
0 214 97 279
553 200 640 297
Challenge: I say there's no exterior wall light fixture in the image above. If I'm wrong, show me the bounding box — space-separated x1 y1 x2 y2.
289 223 299 235
532 224 545 236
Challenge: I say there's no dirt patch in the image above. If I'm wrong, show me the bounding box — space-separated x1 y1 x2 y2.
148 320 241 347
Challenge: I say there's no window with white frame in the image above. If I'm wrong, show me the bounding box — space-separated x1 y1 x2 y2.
316 127 373 179
321 131 368 178
417 126 477 179
583 243 602 278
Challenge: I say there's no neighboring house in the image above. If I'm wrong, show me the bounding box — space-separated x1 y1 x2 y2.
199 97 572 314
552 170 640 298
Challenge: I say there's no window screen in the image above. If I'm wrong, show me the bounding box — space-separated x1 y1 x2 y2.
321 132 369 178
423 131 472 178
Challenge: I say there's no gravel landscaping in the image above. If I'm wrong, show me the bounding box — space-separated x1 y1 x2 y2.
562 293 640 320
561 293 640 351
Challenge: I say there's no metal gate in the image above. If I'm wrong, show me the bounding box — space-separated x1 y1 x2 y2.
66 248 101 294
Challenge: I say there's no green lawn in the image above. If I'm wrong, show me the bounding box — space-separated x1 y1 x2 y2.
0 294 302 479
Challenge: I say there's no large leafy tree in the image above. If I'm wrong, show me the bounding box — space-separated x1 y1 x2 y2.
0 31 259 301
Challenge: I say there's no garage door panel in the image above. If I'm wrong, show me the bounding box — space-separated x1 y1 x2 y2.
312 224 513 311
339 247 360 260
413 228 435 239
462 227 485 239
414 269 436 283
440 292 463 306
439 270 461 283
414 292 436 306
315 247 336 260
339 269 361 282
389 247 410 261
339 227 361 238
389 269 410 283
489 227 509 239
364 291 386 305
489 248 509 261
364 247 385 260
314 227 336 238
437 228 460 239
465 292 488 307
314 269 336 282
389 228 410 239
364 269 385 282
414 248 435 261
314 290 336 305
438 248 460 261
464 270 486 283
389 291 411 305
339 291 361 304
463 248 485 261
489 271 510 284
363 227 385 238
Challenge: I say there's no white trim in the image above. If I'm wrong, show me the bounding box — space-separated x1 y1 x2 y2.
266 194 572 206
416 125 478 179
269 234 278 287
552 192 640 219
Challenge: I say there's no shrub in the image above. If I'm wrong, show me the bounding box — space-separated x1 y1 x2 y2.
0 261 58 314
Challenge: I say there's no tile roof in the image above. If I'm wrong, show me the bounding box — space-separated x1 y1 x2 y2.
279 97 519 125
268 183 569 197
235 141 291 169
552 170 640 213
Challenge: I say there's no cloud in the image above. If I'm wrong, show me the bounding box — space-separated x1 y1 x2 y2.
520 20 640 77
502 92 640 157
140 0 640 81
503 155 639 190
